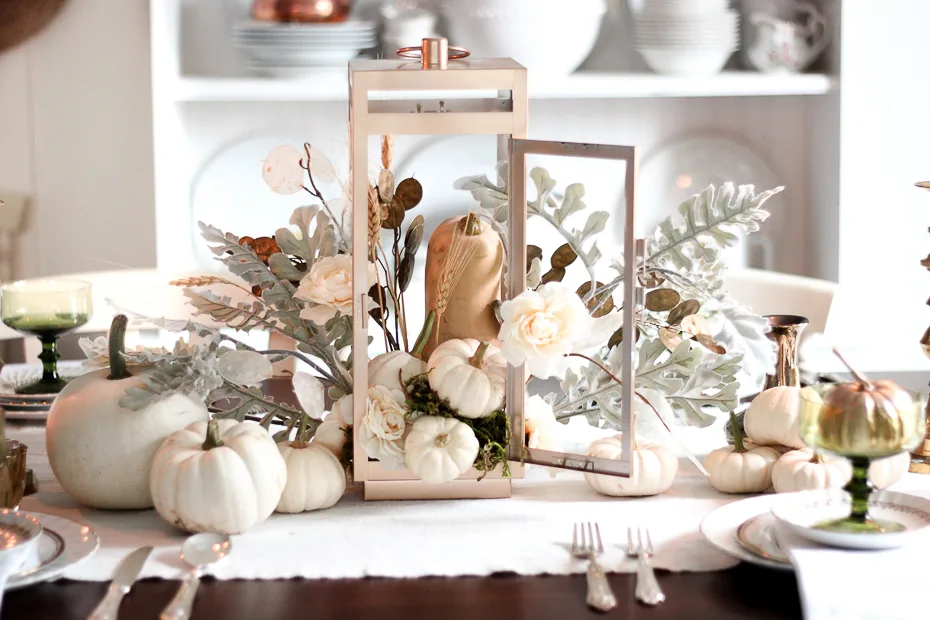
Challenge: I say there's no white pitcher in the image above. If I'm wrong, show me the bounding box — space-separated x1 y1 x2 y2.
747 2 829 73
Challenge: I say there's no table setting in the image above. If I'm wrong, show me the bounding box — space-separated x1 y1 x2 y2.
0 41 928 620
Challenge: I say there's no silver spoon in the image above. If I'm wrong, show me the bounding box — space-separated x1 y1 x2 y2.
159 533 231 620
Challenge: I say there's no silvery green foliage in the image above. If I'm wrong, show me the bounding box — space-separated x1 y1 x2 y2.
119 343 225 411
273 205 339 262
455 165 608 300
198 215 353 393
646 183 783 272
553 338 741 429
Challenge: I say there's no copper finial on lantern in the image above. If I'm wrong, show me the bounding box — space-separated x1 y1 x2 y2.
396 37 470 70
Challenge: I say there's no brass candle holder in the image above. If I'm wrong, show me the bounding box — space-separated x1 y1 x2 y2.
911 180 930 474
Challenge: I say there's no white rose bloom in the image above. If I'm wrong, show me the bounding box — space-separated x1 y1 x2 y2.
498 282 623 378
525 395 564 453
360 385 408 469
296 255 377 325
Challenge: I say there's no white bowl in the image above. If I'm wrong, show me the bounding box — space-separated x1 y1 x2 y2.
640 0 729 16
637 10 738 30
441 0 606 75
771 489 930 551
636 29 738 47
638 46 733 76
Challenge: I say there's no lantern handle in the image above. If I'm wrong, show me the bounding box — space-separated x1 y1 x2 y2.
397 37 470 70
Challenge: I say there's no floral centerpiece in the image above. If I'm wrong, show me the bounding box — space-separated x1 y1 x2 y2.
77 139 784 497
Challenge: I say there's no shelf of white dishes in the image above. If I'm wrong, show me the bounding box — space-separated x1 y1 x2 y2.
169 70 837 102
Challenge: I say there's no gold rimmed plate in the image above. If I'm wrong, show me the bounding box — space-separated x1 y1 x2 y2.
700 495 793 571
916 181 930 190
736 513 790 566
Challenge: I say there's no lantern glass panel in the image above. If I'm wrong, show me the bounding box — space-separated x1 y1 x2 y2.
505 139 641 478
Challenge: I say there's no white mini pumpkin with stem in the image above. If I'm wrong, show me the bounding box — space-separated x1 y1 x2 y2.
427 338 507 419
276 373 347 512
368 311 434 393
704 412 781 494
771 448 852 493
46 315 208 510
868 452 911 489
150 419 287 534
583 435 678 497
404 415 480 484
744 385 823 449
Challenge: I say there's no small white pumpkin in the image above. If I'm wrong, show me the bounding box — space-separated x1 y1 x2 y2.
427 338 507 418
583 435 678 497
704 413 781 494
312 418 349 458
869 452 911 489
744 386 822 449
771 448 852 493
150 419 287 534
276 441 346 513
404 415 479 483
369 351 426 392
47 316 208 509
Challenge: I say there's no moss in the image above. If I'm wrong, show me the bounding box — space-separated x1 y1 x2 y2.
404 374 511 479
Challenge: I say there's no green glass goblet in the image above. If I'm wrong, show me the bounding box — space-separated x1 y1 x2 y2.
799 350 926 533
0 279 93 394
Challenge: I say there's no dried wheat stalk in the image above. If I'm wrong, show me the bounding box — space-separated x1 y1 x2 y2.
381 135 394 170
367 185 382 256
433 215 481 342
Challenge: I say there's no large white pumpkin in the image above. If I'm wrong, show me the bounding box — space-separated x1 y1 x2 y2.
427 338 507 418
583 435 678 497
150 419 286 534
276 442 346 513
369 351 426 392
744 386 822 449
46 316 207 509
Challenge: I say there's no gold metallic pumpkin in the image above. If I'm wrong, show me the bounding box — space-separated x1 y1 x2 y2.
800 378 923 458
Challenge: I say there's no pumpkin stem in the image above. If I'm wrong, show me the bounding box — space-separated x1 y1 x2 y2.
730 411 747 454
107 315 132 381
810 451 824 464
460 212 482 236
434 432 451 448
469 342 490 368
412 310 435 359
832 348 872 389
294 412 310 446
202 419 225 451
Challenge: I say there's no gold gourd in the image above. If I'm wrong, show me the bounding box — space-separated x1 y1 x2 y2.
801 351 921 458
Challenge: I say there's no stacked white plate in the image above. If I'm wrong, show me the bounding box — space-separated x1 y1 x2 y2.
232 20 377 76
635 0 739 76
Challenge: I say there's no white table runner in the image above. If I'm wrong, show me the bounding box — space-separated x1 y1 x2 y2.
12 425 741 581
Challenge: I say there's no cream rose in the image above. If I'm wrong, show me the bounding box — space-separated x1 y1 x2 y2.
525 395 564 452
296 255 377 325
359 385 408 469
498 282 622 378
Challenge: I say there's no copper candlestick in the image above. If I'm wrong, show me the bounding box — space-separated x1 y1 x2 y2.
763 315 809 390
911 181 930 474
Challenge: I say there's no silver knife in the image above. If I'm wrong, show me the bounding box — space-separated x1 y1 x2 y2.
87 546 153 620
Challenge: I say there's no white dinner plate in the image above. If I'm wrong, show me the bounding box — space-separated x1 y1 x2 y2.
700 494 792 571
6 513 100 590
0 362 88 418
640 135 780 270
771 489 930 550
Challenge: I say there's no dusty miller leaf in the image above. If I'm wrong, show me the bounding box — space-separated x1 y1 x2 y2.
646 183 783 272
184 289 277 332
274 205 338 262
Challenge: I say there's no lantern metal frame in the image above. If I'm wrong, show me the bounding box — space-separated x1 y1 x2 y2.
349 45 643 501
349 53 528 500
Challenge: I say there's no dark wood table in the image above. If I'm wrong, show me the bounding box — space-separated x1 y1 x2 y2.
2 565 801 619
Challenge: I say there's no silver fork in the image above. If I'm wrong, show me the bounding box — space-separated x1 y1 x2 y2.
627 526 665 606
571 522 617 613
